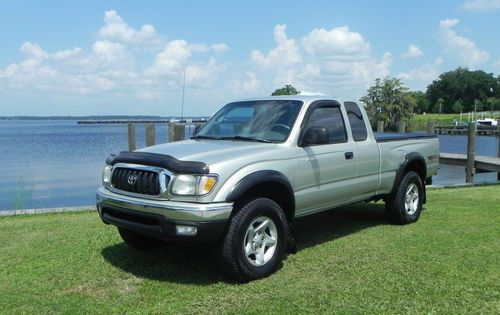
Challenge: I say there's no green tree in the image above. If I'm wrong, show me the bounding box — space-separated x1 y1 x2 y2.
360 77 416 131
271 84 300 96
452 99 464 113
432 98 444 114
486 97 500 113
408 90 430 113
426 67 497 113
473 99 484 112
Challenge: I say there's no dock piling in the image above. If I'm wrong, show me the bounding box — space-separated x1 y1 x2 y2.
427 121 435 134
397 121 406 133
465 122 477 183
377 121 384 133
497 130 500 180
127 123 136 152
146 123 155 147
168 123 185 142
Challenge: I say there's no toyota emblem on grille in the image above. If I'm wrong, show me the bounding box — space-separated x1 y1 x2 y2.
127 174 137 185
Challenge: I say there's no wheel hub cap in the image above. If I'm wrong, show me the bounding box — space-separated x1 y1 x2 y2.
405 183 420 215
243 216 278 267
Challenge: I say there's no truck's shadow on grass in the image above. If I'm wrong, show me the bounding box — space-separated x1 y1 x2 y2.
101 202 387 285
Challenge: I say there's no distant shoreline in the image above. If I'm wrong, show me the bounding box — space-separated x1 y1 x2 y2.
0 115 209 121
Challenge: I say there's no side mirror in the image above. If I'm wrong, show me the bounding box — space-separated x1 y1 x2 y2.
300 127 329 146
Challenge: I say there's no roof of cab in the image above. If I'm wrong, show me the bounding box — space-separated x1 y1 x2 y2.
234 95 342 104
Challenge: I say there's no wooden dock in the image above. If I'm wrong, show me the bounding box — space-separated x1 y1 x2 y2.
77 119 207 124
434 125 499 136
440 153 500 180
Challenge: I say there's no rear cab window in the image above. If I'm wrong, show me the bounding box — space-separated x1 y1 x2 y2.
345 102 368 141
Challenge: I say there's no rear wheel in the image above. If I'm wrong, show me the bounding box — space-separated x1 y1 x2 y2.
218 198 288 282
386 171 424 224
118 227 168 251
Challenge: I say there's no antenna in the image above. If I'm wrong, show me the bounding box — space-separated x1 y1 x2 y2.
181 69 186 122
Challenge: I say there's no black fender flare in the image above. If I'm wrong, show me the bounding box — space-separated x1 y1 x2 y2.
391 152 427 203
226 170 295 217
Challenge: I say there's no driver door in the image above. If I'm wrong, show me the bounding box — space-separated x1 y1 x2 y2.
294 101 357 216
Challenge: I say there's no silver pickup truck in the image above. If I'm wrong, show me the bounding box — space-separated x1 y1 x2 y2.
96 96 439 281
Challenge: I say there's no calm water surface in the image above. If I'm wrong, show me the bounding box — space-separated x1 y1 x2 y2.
0 120 498 210
0 120 168 210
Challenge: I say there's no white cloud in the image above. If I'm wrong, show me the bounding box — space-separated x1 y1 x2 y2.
461 0 500 11
145 40 194 76
398 58 443 90
230 71 262 93
398 65 440 84
20 42 49 59
137 90 161 100
402 44 423 58
434 57 444 65
299 26 391 92
52 48 82 61
245 24 392 99
1 10 404 113
302 26 371 57
210 43 229 53
440 18 459 29
298 90 327 96
350 52 393 85
0 64 18 78
438 18 489 67
185 58 226 87
1 9 230 106
251 24 302 69
92 40 127 62
97 10 159 44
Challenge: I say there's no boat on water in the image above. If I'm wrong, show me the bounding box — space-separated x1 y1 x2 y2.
477 118 498 127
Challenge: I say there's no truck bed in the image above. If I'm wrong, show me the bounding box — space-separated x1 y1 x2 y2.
374 132 437 143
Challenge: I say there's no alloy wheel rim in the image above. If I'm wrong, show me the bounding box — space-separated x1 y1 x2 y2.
405 183 420 215
243 216 278 267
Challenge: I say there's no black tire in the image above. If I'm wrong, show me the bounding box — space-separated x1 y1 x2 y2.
218 198 289 282
118 227 168 251
386 171 424 225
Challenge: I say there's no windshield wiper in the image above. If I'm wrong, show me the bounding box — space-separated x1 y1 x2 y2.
191 135 221 140
220 135 274 143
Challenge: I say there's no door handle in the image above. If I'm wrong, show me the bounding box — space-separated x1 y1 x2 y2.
344 151 354 160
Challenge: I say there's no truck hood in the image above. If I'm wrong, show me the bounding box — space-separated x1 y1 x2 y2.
138 139 277 166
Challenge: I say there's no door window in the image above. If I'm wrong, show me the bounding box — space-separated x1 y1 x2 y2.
304 106 347 144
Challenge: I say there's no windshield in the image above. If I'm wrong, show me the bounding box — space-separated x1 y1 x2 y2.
195 100 303 142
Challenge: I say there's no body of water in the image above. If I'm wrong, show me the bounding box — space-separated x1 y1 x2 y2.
0 120 168 210
1 120 498 210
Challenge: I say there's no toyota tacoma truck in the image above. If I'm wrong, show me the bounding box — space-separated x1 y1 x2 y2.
96 96 439 281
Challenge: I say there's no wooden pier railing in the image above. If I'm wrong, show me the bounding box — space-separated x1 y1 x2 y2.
438 122 500 182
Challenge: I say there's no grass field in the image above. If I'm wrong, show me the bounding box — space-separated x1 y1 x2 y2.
1 186 499 314
411 113 500 131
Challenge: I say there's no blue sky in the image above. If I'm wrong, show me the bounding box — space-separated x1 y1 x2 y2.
1 0 499 116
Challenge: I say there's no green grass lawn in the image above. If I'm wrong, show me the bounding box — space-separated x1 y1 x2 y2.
1 186 499 314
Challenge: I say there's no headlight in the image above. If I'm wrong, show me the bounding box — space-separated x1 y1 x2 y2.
171 174 218 196
102 165 112 186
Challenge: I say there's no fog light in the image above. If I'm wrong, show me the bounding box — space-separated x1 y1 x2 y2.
175 225 197 236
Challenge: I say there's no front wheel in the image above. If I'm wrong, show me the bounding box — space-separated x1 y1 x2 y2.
218 198 288 282
386 171 424 224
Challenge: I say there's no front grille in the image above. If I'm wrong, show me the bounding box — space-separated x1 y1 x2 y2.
111 167 165 196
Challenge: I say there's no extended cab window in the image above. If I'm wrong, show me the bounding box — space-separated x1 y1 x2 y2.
304 106 347 144
345 102 368 141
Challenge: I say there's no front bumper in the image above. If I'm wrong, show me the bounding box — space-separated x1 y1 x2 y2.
96 187 233 242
